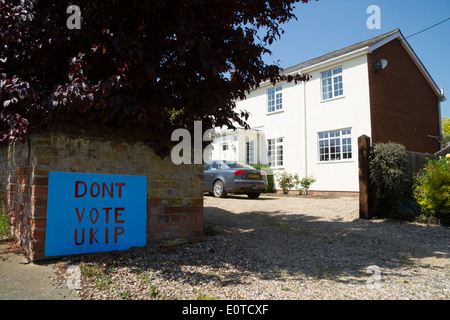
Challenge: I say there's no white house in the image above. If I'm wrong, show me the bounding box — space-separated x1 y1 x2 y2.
209 29 445 193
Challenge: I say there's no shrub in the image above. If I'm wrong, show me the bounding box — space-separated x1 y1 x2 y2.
369 143 409 217
0 206 12 240
298 176 316 195
252 164 274 193
413 155 450 219
275 171 299 194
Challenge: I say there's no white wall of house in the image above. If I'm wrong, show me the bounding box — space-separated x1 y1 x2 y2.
303 54 372 192
213 52 373 192
209 129 261 164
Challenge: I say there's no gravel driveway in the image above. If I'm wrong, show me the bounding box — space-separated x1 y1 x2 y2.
59 194 449 300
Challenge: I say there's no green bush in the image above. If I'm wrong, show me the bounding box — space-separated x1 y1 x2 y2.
251 164 274 193
413 155 450 219
369 143 409 217
275 171 299 194
298 176 316 195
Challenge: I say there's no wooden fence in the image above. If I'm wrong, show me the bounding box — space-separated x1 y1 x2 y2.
406 145 450 177
405 151 434 178
435 145 450 158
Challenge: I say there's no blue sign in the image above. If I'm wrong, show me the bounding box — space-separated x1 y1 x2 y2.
45 172 147 257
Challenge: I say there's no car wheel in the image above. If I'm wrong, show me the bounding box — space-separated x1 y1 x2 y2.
247 193 261 199
213 180 227 198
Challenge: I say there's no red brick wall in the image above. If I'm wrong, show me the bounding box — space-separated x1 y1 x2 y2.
0 128 204 261
368 39 441 154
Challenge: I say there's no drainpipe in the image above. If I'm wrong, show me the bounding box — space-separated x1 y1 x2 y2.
259 130 263 165
438 100 443 150
439 87 447 149
303 79 308 178
256 130 260 165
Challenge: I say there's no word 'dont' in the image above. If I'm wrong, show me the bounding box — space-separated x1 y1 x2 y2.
75 181 125 198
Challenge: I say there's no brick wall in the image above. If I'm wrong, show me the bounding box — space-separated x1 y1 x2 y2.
368 38 441 154
0 127 203 261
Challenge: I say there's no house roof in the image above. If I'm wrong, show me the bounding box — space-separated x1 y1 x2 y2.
280 29 444 100
282 29 400 74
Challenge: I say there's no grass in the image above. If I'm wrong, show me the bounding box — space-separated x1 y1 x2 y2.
139 271 161 298
149 285 161 298
0 206 12 240
198 292 216 300
79 262 111 290
79 262 163 299
140 271 151 283
79 262 101 278
207 272 222 281
121 289 131 299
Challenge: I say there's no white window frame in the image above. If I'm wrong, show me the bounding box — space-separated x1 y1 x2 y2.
268 137 284 167
246 140 255 164
267 86 283 113
220 141 231 161
318 129 352 163
321 67 344 101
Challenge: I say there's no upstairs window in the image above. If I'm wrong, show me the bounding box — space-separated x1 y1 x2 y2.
322 67 343 101
268 86 283 113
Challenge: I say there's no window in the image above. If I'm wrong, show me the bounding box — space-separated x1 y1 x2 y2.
318 129 352 162
268 86 282 113
322 67 343 100
268 138 283 167
209 161 224 170
246 141 255 164
220 142 231 160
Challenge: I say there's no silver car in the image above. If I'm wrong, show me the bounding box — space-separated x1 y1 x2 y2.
203 160 268 198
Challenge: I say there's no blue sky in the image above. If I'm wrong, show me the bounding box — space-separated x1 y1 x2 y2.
262 0 450 119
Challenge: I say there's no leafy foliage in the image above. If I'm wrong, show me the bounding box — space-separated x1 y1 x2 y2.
369 143 409 217
0 0 313 157
442 117 450 136
298 176 316 195
442 117 450 147
413 155 450 219
275 171 299 194
251 164 274 192
0 205 11 240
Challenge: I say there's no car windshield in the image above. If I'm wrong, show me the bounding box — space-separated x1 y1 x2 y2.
225 162 255 169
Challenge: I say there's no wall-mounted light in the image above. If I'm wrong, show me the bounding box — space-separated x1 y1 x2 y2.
374 59 388 73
